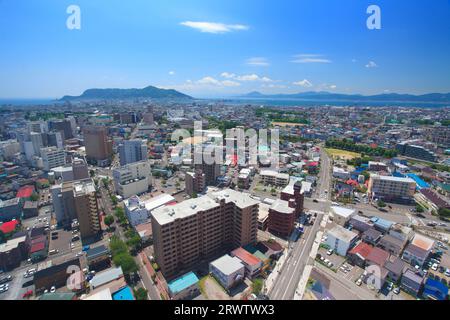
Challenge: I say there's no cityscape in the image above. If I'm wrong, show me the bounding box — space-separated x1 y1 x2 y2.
0 0 450 306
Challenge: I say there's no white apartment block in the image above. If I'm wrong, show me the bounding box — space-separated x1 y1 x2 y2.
40 146 66 171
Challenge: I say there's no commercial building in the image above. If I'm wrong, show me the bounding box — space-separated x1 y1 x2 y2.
0 235 29 271
40 146 66 171
209 254 245 290
332 167 351 180
368 174 416 203
280 180 304 218
194 154 221 186
48 119 74 141
51 181 77 226
118 139 148 166
34 258 82 294
83 126 113 167
113 161 152 199
124 196 149 227
0 198 22 222
185 169 206 197
325 225 358 256
151 189 259 278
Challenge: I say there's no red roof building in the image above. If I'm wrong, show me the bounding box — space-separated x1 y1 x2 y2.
349 242 373 259
0 219 19 234
30 242 46 254
366 247 390 267
16 185 35 199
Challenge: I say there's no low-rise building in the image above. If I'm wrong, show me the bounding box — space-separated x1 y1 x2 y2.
325 225 358 256
209 254 245 290
400 269 424 296
113 161 152 199
260 170 290 187
231 247 263 279
167 272 200 300
378 234 407 256
330 206 355 226
368 175 416 203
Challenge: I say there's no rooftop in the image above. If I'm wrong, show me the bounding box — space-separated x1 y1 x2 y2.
327 225 358 243
270 199 294 215
90 267 124 289
168 272 199 295
411 233 434 251
231 247 262 266
210 254 244 275
331 206 355 218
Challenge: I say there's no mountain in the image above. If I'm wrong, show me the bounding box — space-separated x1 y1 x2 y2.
240 91 450 103
60 85 192 101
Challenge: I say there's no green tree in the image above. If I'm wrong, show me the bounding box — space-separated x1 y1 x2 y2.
134 288 148 300
113 253 138 275
377 200 386 208
252 278 263 295
415 205 425 213
104 215 114 228
30 193 39 202
438 208 450 218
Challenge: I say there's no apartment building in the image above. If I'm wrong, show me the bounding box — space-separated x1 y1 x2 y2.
73 179 101 240
112 160 152 198
396 142 437 163
185 169 206 197
368 174 416 203
118 139 148 166
268 199 295 238
83 125 113 167
151 189 259 279
260 170 290 187
40 146 66 171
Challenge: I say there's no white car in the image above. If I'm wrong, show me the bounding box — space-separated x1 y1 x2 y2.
50 286 56 293
355 279 362 286
394 287 400 295
431 263 438 271
327 249 333 256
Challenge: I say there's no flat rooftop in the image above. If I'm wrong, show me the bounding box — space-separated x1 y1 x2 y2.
210 254 244 276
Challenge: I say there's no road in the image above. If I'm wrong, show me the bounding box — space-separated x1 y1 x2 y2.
269 213 324 299
269 146 332 300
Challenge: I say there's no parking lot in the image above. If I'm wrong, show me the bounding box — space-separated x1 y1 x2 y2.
21 205 53 231
49 229 83 256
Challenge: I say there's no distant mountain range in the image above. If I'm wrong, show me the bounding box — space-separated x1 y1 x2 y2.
240 91 450 103
60 85 192 101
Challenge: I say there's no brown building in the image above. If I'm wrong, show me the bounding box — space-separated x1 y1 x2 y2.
268 199 296 238
185 169 206 197
73 180 101 241
0 235 29 271
34 258 82 293
280 180 304 218
151 189 259 279
82 126 113 167
194 150 221 186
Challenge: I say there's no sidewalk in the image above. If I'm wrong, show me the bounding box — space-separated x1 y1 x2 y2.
139 252 169 300
263 248 289 294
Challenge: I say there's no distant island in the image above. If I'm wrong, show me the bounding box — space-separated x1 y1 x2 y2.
239 91 450 104
60 85 192 101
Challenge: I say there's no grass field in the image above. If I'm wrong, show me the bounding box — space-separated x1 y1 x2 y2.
325 148 360 160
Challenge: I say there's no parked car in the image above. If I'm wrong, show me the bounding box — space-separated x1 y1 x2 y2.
356 279 362 286
327 249 333 256
393 287 400 295
22 290 33 299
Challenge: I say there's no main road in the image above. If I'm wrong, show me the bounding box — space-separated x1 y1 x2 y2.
269 147 332 300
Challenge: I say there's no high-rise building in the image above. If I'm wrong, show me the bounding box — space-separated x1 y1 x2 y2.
194 150 221 186
143 105 154 125
396 141 437 163
185 169 206 197
118 139 148 166
29 132 44 156
47 131 64 149
49 119 74 141
73 180 101 240
151 189 259 279
51 181 77 226
72 157 90 180
40 146 66 171
268 199 296 238
83 126 113 167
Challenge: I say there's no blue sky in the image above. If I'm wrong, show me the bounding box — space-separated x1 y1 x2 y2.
1 0 450 98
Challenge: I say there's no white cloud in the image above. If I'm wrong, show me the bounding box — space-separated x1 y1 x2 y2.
180 21 249 34
169 71 175 75
262 84 288 89
365 61 378 68
246 57 270 66
220 73 273 82
196 76 240 87
220 72 236 79
329 84 337 90
293 79 313 88
291 54 332 64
